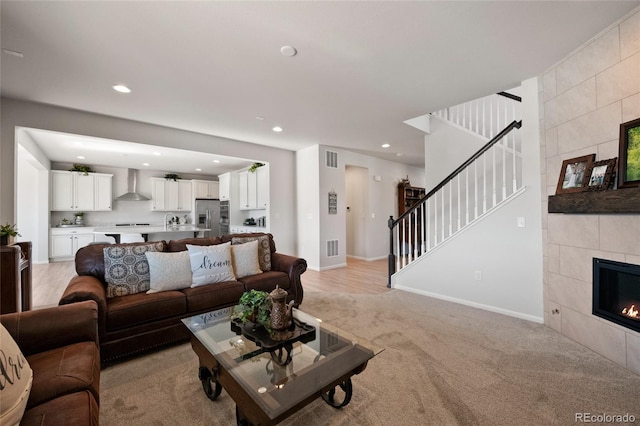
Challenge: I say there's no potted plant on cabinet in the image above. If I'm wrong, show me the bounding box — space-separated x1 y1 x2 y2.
0 223 20 246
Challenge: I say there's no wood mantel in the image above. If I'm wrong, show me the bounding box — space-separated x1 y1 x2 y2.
548 188 640 214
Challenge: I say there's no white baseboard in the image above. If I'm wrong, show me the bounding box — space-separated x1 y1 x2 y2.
394 285 544 324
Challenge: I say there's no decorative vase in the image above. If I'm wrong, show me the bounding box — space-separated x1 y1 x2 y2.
0 235 9 245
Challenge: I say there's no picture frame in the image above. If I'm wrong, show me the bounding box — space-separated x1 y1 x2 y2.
617 117 640 189
583 158 617 191
555 154 595 194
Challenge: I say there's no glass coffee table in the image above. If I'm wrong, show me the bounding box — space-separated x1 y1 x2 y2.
182 306 383 425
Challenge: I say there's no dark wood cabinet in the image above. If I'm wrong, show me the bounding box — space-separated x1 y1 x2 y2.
1 241 32 314
397 183 426 254
398 183 425 217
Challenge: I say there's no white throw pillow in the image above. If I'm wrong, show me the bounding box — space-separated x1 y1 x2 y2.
145 251 192 293
187 242 236 287
231 240 263 279
0 323 33 426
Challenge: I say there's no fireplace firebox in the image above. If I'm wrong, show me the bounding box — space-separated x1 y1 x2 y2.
593 258 640 334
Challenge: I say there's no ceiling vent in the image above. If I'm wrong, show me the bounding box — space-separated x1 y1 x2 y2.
115 169 149 201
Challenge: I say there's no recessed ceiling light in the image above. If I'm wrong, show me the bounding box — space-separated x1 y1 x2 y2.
152 152 161 156
280 46 297 57
213 160 220 163
195 168 202 172
272 126 283 133
77 155 85 159
113 84 131 93
256 116 265 121
381 144 390 148
142 162 150 166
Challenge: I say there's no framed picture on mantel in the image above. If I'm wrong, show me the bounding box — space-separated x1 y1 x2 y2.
555 154 595 195
583 158 617 191
618 117 640 189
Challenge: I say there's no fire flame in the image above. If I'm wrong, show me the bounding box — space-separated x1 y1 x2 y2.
622 305 639 319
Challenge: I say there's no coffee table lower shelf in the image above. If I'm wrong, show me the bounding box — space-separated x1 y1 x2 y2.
191 337 367 425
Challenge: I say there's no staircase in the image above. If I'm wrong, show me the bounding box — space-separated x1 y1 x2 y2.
388 92 523 286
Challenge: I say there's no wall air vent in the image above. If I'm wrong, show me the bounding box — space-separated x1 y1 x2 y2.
326 150 338 168
327 240 339 257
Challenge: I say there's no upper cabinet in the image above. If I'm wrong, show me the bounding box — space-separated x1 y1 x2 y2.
193 179 219 199
256 165 269 209
218 173 230 201
51 170 112 211
238 164 269 210
150 178 192 211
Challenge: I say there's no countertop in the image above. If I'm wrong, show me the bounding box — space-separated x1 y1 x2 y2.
92 225 209 234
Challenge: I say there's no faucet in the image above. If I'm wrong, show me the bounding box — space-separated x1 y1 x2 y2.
164 212 176 230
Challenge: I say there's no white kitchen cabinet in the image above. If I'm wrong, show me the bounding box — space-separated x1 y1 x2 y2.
238 166 268 210
238 171 253 210
150 178 192 211
51 170 113 211
94 174 113 211
193 179 219 199
50 229 94 260
218 173 230 200
256 164 269 209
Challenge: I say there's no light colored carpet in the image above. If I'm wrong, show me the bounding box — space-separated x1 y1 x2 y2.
100 290 640 425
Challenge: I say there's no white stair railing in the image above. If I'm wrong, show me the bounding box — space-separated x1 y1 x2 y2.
432 92 521 140
388 92 523 286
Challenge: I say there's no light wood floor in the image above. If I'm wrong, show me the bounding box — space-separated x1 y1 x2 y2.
32 257 390 309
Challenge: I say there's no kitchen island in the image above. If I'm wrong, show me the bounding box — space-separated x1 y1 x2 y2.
93 225 210 244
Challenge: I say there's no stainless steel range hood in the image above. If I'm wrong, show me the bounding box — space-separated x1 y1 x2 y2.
115 169 149 201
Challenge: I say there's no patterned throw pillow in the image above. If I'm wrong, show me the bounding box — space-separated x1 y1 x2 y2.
230 240 263 279
0 324 33 425
232 235 271 271
187 242 237 287
104 242 164 298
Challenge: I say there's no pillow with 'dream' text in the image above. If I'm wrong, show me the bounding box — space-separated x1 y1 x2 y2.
187 242 236 287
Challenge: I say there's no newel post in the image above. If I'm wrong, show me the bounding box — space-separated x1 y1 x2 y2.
387 216 396 288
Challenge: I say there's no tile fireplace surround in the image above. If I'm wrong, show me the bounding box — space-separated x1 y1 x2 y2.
540 7 640 375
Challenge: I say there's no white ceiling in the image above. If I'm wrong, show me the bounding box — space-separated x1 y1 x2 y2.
18 127 255 176
2 1 639 170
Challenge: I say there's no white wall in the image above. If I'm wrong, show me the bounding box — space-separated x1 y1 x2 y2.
16 146 49 263
394 77 544 322
424 118 488 191
297 144 425 270
1 98 298 255
296 146 321 270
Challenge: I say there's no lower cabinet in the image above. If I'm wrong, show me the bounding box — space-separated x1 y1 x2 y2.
50 230 94 260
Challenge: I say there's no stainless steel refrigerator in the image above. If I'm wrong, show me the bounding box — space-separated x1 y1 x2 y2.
195 199 221 237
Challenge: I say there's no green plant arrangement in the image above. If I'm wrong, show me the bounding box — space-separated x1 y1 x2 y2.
232 289 271 329
249 162 264 173
69 164 93 175
0 223 20 245
164 173 181 181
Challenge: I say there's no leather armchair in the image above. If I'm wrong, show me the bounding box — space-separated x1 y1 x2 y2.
1 301 100 425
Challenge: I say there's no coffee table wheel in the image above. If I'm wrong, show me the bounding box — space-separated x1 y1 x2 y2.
269 343 293 366
199 366 222 401
322 378 353 408
236 406 253 426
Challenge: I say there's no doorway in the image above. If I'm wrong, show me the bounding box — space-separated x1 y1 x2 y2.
345 165 368 259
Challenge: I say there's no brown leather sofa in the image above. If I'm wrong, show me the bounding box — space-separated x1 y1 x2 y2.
59 233 306 363
0 301 100 426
